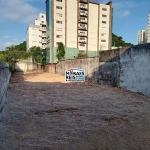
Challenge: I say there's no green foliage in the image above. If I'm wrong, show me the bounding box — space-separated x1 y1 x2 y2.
112 33 133 47
29 46 46 64
5 41 26 52
15 41 26 51
56 42 65 60
0 49 31 71
77 52 87 58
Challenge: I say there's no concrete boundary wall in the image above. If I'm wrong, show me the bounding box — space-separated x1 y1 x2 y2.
15 60 44 72
55 57 99 79
0 63 11 120
45 44 150 96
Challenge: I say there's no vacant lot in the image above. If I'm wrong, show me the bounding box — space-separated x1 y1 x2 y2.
0 72 150 150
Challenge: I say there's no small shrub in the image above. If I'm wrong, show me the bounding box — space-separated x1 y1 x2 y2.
77 52 87 58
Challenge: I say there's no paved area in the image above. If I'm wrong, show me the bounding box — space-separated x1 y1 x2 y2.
0 72 150 150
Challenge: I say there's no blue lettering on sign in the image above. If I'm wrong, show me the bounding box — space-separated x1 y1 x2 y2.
65 68 85 82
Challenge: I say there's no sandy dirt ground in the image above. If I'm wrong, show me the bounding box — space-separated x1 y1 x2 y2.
0 71 150 150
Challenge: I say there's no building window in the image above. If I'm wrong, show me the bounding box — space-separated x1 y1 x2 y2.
101 33 106 36
101 40 106 42
56 28 62 31
80 17 85 20
102 21 106 24
56 13 62 17
56 0 62 2
102 14 107 17
102 8 107 11
80 3 85 7
41 15 44 18
80 24 85 27
41 21 44 23
80 31 85 34
56 35 63 38
56 20 62 24
56 6 62 9
102 27 106 30
32 34 36 38
80 43 85 46
80 37 85 40
80 10 85 13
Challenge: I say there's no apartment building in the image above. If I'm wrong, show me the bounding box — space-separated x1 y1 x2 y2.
26 13 46 51
46 0 112 63
145 12 150 43
137 12 150 45
137 30 146 44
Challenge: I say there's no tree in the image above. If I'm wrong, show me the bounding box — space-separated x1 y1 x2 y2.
29 46 46 64
5 45 15 51
15 41 26 51
56 42 65 60
112 33 133 47
0 48 31 72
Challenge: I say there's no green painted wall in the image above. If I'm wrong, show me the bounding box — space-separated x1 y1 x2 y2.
87 51 98 57
65 47 79 59
46 47 79 63
46 46 98 63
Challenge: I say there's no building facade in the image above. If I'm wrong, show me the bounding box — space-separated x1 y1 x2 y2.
145 12 150 43
137 12 150 45
137 30 146 44
46 0 112 63
26 13 46 51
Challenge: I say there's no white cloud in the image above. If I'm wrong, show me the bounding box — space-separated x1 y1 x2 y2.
113 1 135 9
0 0 40 23
111 1 134 18
122 11 130 17
115 10 131 18
4 36 10 39
3 41 20 48
4 42 14 47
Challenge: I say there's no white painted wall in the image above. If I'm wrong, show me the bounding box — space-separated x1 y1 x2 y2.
88 3 98 51
66 0 78 48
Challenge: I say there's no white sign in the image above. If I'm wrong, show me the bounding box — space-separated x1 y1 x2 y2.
65 68 85 82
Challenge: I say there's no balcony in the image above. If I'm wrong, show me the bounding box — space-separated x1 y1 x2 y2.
79 0 88 4
78 26 87 31
40 22 46 25
39 34 46 38
39 27 46 31
78 41 86 44
41 45 46 49
78 20 87 24
79 13 88 17
79 5 88 10
39 40 46 43
78 33 87 37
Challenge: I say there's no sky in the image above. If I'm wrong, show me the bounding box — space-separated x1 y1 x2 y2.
0 0 150 50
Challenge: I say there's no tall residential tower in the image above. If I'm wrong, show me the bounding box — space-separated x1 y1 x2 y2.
46 0 112 63
137 12 150 45
145 12 150 43
26 13 47 51
137 30 146 44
